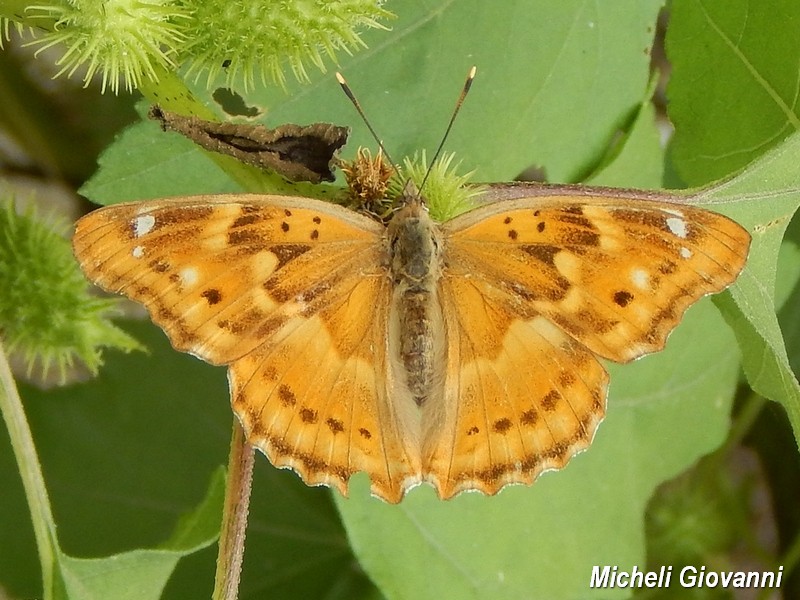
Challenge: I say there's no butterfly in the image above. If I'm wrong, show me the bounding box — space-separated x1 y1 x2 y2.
72 170 750 503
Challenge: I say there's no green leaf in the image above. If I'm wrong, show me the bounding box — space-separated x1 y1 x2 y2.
695 131 800 443
776 215 800 379
667 0 800 186
79 112 241 203
587 87 665 189
1 332 223 600
55 468 224 600
273 0 665 184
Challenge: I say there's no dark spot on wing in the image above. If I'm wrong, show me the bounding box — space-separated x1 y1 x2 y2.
493 418 513 434
271 244 311 268
217 319 244 334
278 384 296 406
228 229 266 247
521 244 559 266
256 315 288 337
201 288 223 305
551 313 585 338
264 435 352 482
154 206 214 230
658 260 677 275
299 407 318 423
263 284 290 303
562 229 600 246
326 418 344 433
232 214 260 227
576 309 619 334
521 408 538 425
147 259 170 273
613 290 634 307
557 214 593 229
558 371 576 387
541 390 560 411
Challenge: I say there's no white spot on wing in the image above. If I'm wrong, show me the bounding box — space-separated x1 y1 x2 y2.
133 214 156 238
666 217 688 239
680 247 692 259
132 245 144 259
630 268 649 290
663 208 684 217
180 267 199 287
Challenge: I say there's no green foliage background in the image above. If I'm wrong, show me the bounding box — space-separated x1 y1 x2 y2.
2 1 800 599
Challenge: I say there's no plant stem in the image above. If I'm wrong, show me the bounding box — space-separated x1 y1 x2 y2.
212 418 255 600
0 342 60 598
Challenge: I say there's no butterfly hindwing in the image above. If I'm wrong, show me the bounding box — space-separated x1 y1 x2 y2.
230 269 422 502
424 274 608 498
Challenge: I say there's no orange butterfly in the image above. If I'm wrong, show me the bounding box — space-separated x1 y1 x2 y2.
73 177 749 503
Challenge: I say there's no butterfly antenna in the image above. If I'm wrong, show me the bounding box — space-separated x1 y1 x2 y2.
419 65 477 192
336 72 397 169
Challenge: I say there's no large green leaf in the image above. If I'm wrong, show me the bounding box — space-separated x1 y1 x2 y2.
55 468 224 600
0 333 224 600
667 0 800 186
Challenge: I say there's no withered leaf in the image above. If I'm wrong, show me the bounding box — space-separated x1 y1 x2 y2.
149 106 349 183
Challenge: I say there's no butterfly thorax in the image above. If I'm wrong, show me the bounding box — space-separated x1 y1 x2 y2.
387 198 444 407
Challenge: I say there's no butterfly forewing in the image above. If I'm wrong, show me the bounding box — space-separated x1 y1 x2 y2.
73 195 383 363
442 195 750 363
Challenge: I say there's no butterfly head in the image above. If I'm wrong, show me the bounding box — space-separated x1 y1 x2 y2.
398 178 426 208
388 190 440 284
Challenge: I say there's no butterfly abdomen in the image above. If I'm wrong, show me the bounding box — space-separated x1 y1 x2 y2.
388 203 445 407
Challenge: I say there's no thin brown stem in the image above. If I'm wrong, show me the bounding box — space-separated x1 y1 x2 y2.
212 419 255 600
